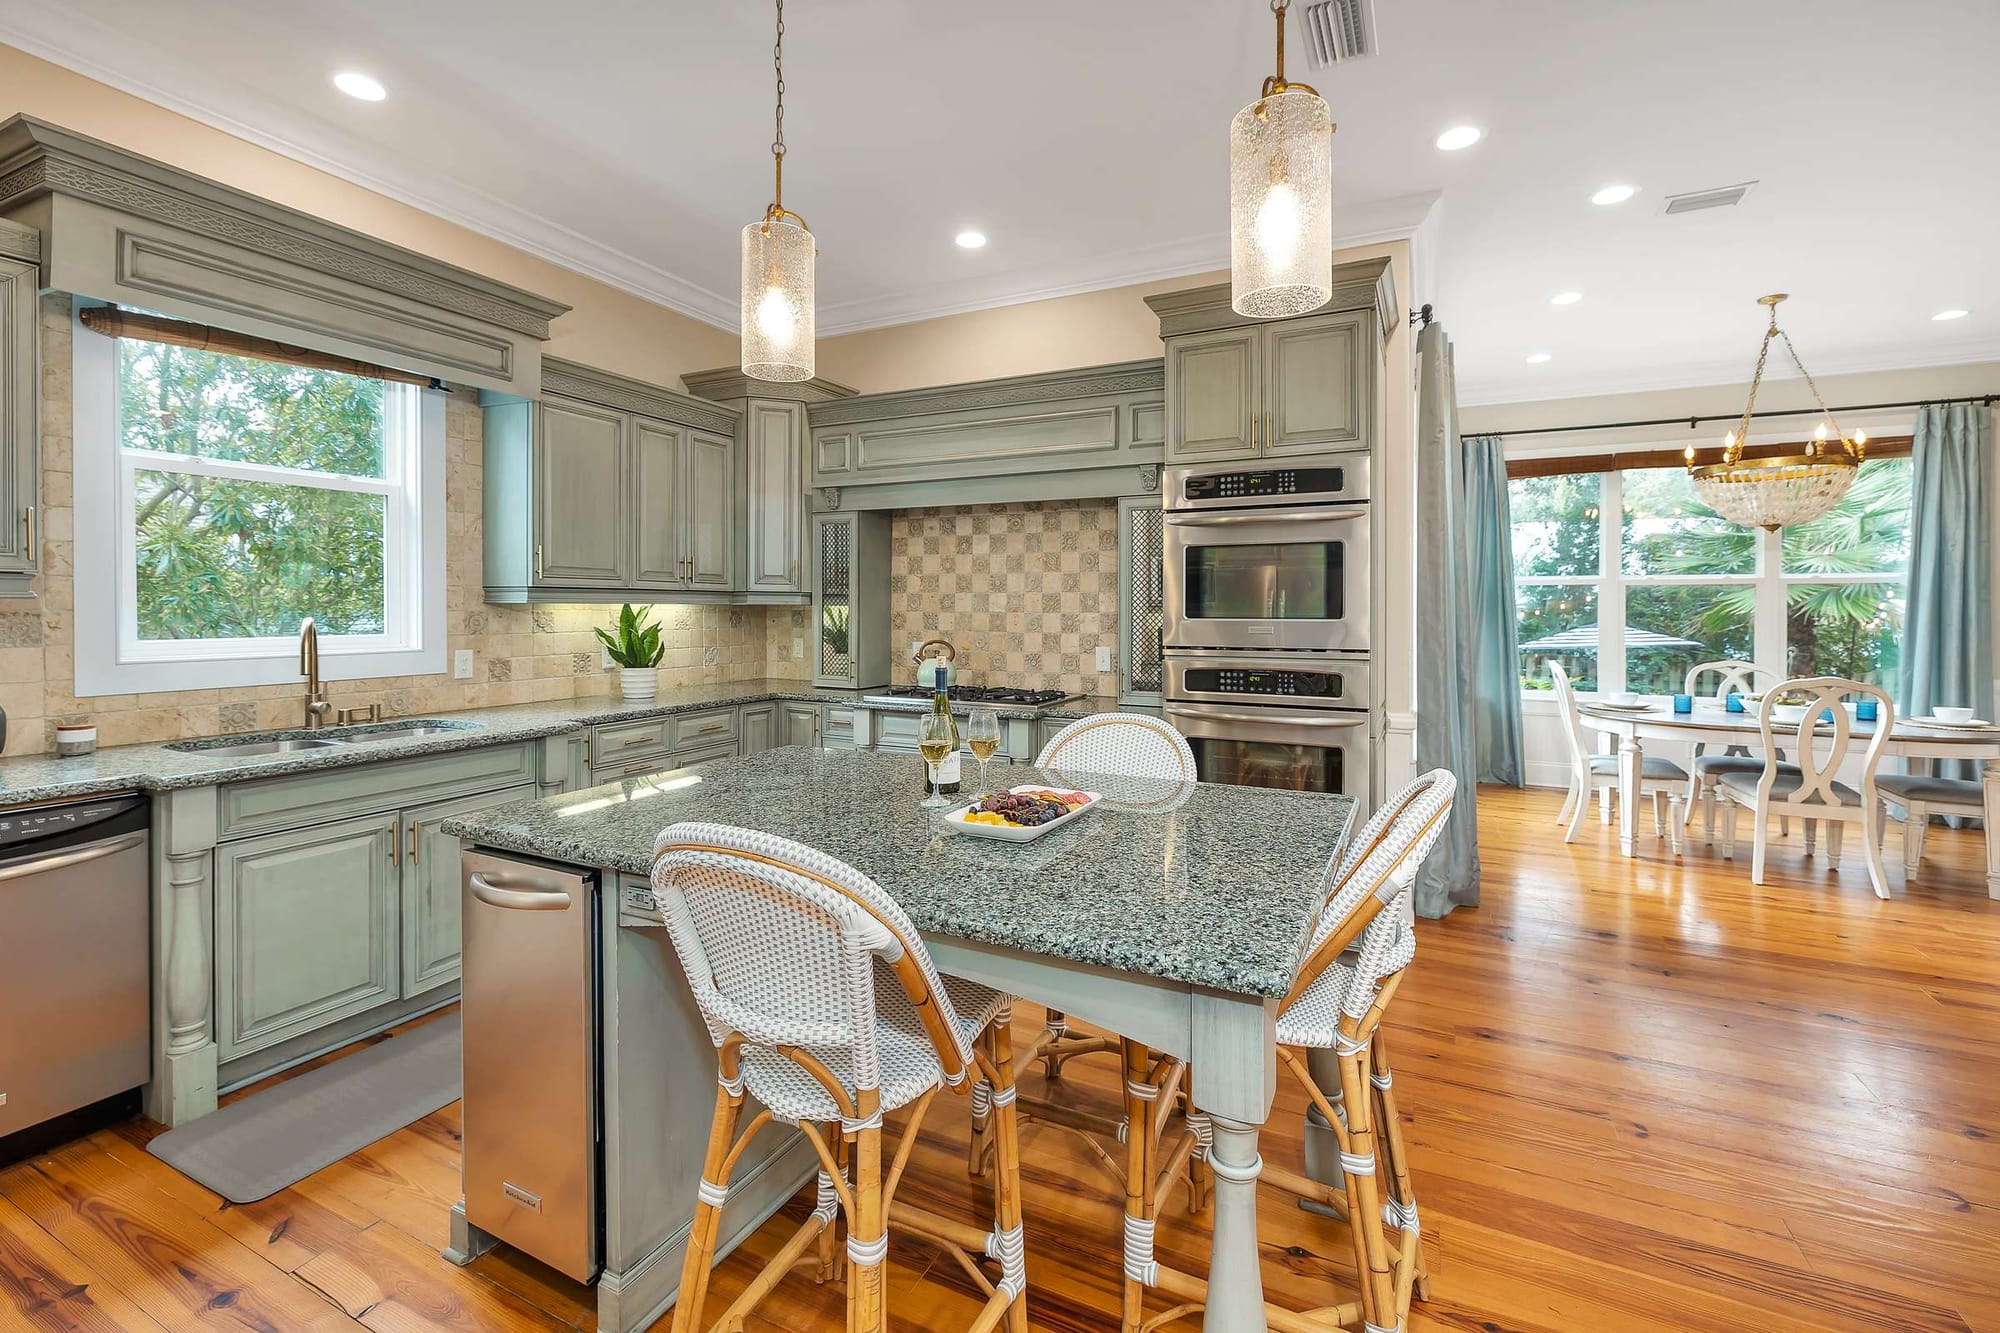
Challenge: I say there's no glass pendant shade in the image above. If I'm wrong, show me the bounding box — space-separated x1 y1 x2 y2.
1230 88 1333 319
740 215 815 382
1690 456 1858 532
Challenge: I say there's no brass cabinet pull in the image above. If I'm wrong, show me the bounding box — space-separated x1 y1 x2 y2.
622 734 654 747
389 827 400 868
21 506 33 554
408 824 420 864
1248 413 1256 451
534 543 544 580
1266 411 1275 450
697 723 725 735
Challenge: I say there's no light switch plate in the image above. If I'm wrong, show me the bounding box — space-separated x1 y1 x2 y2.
1095 646 1113 673
600 644 615 670
453 649 474 679
793 637 805 658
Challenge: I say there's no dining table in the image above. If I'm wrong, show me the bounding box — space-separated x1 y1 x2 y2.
444 745 1359 1333
1578 699 2000 897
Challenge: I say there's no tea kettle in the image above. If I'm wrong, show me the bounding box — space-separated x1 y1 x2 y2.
913 639 957 691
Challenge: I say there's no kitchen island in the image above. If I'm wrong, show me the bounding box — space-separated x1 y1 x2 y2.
443 746 1356 1333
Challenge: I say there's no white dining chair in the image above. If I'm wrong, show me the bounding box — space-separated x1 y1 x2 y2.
1681 659 1798 844
1548 661 1687 851
1716 677 1895 898
1876 772 1986 884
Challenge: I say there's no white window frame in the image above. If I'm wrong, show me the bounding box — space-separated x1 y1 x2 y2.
73 309 446 696
1514 465 1906 699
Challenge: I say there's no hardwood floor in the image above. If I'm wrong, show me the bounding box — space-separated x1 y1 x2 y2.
3 785 1995 1332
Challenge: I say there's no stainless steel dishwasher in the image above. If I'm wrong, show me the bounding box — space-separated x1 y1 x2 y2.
460 850 601 1283
0 793 151 1151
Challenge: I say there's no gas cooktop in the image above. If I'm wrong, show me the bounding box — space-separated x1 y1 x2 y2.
863 684 1082 709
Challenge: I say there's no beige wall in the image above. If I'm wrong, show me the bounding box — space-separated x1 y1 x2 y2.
0 294 792 755
0 44 738 386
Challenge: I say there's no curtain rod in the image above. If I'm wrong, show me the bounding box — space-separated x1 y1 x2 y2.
1474 393 1996 440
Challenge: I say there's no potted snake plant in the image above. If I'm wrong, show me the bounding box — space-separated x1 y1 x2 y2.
596 604 664 702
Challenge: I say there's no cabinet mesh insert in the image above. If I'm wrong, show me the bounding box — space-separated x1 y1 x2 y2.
819 520 853 681
1126 502 1163 694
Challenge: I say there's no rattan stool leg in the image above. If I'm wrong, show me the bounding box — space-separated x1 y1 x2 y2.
672 1078 744 1333
847 1102 887 1333
1371 1033 1427 1306
1119 1039 1158 1333
1337 1033 1397 1329
984 1014 1030 1331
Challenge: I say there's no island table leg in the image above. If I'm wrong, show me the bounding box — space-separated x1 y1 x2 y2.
1986 758 2000 901
1202 1115 1268 1332
1617 733 1643 858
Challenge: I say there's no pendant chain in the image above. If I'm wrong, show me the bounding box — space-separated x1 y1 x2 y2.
771 0 787 207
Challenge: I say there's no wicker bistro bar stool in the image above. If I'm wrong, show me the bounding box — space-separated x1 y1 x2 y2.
651 823 1029 1333
1110 770 1456 1333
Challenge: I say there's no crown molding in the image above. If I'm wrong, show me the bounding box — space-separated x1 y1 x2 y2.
681 366 856 405
807 358 1162 428
540 356 741 435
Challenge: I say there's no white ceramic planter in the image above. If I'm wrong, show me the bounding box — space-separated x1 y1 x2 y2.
619 667 658 702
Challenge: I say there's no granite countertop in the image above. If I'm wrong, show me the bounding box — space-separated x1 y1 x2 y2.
444 747 1356 998
852 693 1161 723
0 679 864 806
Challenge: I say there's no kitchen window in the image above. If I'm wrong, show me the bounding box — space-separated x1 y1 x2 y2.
1510 457 1910 697
73 312 445 695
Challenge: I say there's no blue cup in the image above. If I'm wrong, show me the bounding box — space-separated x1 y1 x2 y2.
1856 699 1879 721
1672 694 1693 714
1820 707 1837 723
1725 693 1745 713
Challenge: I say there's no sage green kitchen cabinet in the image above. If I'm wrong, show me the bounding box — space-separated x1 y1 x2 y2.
0 225 39 599
743 401 807 595
1163 328 1257 462
811 511 891 689
401 785 534 1000
631 417 688 589
1265 312 1368 455
215 812 402 1063
739 702 776 754
534 397 628 586
1118 496 1165 705
778 702 821 748
686 430 737 590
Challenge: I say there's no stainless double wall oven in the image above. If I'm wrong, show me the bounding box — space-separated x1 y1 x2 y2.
1163 459 1374 809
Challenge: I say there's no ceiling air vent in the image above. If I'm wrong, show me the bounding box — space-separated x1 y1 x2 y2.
1662 181 1758 215
1295 0 1378 69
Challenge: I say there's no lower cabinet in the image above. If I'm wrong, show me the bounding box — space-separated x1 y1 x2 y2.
739 703 776 754
215 780 535 1064
779 702 820 748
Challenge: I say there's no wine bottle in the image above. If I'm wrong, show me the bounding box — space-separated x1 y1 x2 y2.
927 685 962 795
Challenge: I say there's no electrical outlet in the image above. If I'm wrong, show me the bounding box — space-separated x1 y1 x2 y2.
600 644 615 670
1095 646 1113 673
453 649 473 679
911 640 924 658
793 637 805 658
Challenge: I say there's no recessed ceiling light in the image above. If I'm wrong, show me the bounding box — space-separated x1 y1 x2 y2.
1591 184 1637 206
954 231 987 249
1434 125 1482 152
332 70 387 102
1525 352 1553 364
1550 291 1583 306
1932 308 1970 321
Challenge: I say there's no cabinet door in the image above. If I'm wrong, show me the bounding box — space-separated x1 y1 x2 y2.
535 397 628 586
1264 312 1366 455
215 813 401 1061
0 258 37 584
739 703 775 754
632 416 687 587
686 429 737 590
778 702 821 748
812 514 857 686
402 785 534 1000
1118 497 1165 704
744 402 806 593
1164 328 1259 463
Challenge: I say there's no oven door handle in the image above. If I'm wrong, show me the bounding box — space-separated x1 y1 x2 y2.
1165 507 1366 526
1167 707 1368 728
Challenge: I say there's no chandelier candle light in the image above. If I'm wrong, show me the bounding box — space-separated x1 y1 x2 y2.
1685 294 1866 531
1230 0 1335 318
741 0 815 381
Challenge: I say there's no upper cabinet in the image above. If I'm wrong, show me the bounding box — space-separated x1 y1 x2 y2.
483 358 743 604
681 366 855 605
0 219 40 600
1148 257 1394 467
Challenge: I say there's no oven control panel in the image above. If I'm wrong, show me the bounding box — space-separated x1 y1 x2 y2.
1181 467 1346 503
1183 667 1345 700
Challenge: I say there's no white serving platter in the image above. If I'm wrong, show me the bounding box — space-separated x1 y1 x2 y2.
1907 715 1999 732
943 786 1102 842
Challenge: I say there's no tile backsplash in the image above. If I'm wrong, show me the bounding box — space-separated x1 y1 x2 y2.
890 499 1120 698
0 293 803 755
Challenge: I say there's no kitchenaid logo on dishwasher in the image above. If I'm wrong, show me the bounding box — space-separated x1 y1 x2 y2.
503 1182 544 1212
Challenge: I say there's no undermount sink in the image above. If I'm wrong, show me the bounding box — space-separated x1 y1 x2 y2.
167 718 483 757
338 722 477 742
180 737 348 757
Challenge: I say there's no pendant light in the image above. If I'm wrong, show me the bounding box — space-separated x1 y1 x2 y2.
1230 0 1335 318
1684 294 1867 531
741 0 815 381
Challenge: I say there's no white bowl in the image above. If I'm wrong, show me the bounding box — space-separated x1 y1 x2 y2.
1934 706 1977 723
1770 704 1808 725
1607 691 1640 706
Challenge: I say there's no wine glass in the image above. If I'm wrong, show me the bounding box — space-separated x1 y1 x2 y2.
918 711 955 809
965 707 1001 796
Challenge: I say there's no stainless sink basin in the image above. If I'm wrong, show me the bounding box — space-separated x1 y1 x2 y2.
180 737 348 757
338 721 480 743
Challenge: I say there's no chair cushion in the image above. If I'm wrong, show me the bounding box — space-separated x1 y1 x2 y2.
1715 768 1861 807
1876 773 1986 807
1590 754 1689 782
1694 754 1799 778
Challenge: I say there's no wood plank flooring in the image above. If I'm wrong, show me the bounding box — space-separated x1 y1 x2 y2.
3 785 1995 1331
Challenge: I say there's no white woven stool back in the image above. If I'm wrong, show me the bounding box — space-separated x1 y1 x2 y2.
1034 713 1196 781
651 822 976 1091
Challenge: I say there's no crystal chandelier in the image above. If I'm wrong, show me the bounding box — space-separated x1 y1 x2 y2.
1685 294 1866 531
1230 0 1334 318
740 0 815 382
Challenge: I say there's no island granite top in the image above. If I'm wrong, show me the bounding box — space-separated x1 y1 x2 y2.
444 746 1355 998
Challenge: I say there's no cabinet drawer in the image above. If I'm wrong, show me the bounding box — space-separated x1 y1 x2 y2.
822 705 855 744
670 707 738 749
218 743 537 840
671 739 740 774
593 717 671 764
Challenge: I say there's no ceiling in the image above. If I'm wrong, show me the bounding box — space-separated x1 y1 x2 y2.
4 0 1997 404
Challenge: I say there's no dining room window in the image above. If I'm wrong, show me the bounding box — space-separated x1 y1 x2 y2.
1509 456 1911 697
